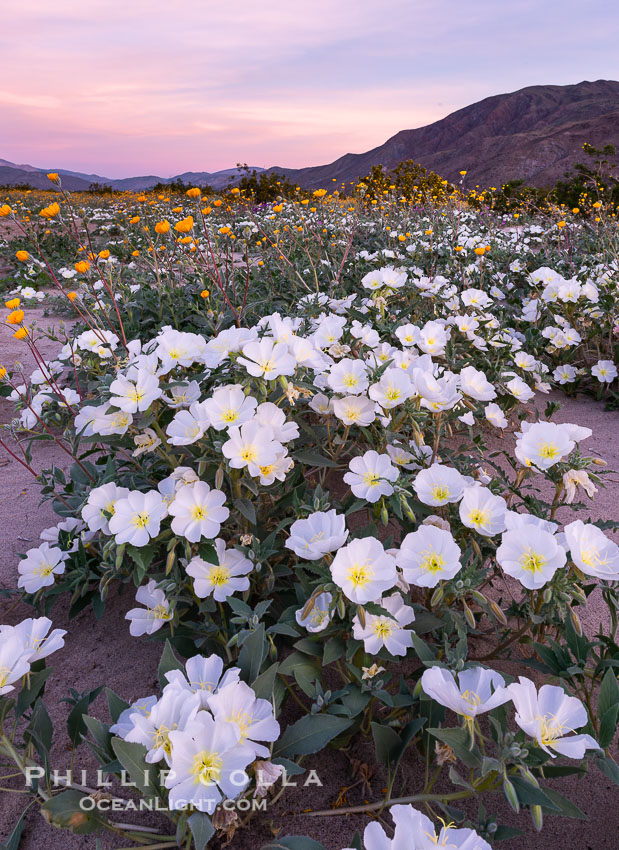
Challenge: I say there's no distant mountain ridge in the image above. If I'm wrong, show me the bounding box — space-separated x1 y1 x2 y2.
264 80 619 189
2 80 618 192
0 162 266 192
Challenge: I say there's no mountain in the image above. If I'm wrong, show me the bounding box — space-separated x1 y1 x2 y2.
0 161 265 191
266 80 619 189
3 81 619 193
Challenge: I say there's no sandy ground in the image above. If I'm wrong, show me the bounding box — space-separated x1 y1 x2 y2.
0 306 618 849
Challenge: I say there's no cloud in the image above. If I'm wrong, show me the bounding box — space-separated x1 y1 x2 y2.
0 0 617 176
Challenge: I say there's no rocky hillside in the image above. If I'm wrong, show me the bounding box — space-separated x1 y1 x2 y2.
267 79 619 189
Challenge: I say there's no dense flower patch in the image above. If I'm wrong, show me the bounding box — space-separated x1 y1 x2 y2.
0 180 618 849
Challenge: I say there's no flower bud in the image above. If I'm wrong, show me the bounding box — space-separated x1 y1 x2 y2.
531 805 543 832
569 606 583 637
503 776 519 813
430 585 444 608
463 601 476 629
489 600 508 626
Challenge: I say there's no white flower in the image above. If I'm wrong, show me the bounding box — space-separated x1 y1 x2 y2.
361 803 492 850
328 358 369 395
254 401 299 442
164 655 240 708
221 421 284 475
90 407 133 436
17 543 68 594
515 421 574 470
186 539 253 600
396 525 462 588
166 402 210 445
496 526 566 589
343 450 399 503
352 593 415 656
380 267 407 289
202 385 257 431
82 482 130 534
133 428 161 457
330 537 397 603
109 367 162 413
125 580 173 636
361 269 385 290
508 677 598 758
286 510 348 560
564 520 619 580
459 486 507 536
421 666 511 718
415 320 449 356
562 469 597 504
108 490 167 546
237 338 296 380
416 371 461 412
413 463 465 506
332 395 376 426
484 402 508 428
168 481 229 542
208 680 280 759
254 450 293 485
110 695 157 738
369 368 415 409
0 617 66 663
591 359 617 383
295 592 333 632
458 366 496 401
308 392 334 414
505 375 535 401
553 364 577 384
0 632 31 695
163 380 201 408
165 711 254 812
125 687 201 763
395 323 418 346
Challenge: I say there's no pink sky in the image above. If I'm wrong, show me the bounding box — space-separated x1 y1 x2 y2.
1 0 617 178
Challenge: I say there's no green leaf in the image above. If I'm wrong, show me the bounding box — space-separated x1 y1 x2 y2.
371 722 402 767
598 668 619 720
40 790 108 834
0 807 28 850
293 451 339 468
238 624 267 683
188 811 215 850
599 703 619 749
349 833 363 850
323 638 347 666
67 687 104 748
15 667 52 718
24 699 53 773
509 776 559 810
540 787 587 819
274 714 353 758
105 688 130 724
126 542 157 572
234 497 257 525
596 756 619 786
261 838 328 850
111 739 160 802
83 715 114 760
493 825 524 841
271 757 306 776
251 662 279 700
410 632 437 665
158 639 184 689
